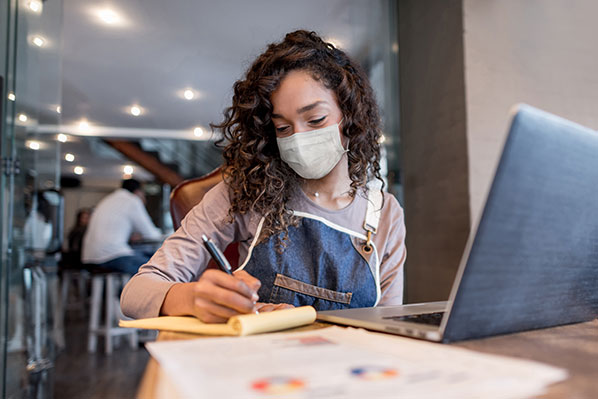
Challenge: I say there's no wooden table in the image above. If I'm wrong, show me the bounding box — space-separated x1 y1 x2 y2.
454 319 598 399
137 320 598 399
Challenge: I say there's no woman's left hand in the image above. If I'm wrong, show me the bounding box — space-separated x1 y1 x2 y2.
255 302 295 313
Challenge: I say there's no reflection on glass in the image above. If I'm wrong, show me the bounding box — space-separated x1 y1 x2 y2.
1 0 64 397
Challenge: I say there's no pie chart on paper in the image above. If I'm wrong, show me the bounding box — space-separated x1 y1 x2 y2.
350 366 399 381
250 376 306 395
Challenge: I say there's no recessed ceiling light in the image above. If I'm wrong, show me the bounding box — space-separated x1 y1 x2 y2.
123 165 134 175
79 120 90 132
326 37 343 49
7 92 15 101
184 89 195 100
57 133 68 143
74 166 84 175
193 127 203 137
28 141 40 150
28 0 43 13
97 9 121 25
56 105 61 114
130 105 142 116
32 35 46 47
18 113 28 122
65 153 75 162
89 7 129 27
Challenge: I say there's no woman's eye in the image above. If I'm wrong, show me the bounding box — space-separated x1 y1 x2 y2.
309 116 326 125
276 126 289 134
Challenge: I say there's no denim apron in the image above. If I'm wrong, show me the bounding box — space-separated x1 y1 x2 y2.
238 188 383 311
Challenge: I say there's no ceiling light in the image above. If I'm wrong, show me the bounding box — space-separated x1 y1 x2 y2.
32 35 46 47
97 9 121 25
7 92 15 101
28 0 43 13
18 113 28 122
130 105 142 116
57 133 68 143
56 105 61 114
74 166 84 175
184 89 195 100
193 127 203 137
27 141 40 150
123 165 134 175
79 120 90 132
65 153 75 162
378 134 386 144
326 37 343 49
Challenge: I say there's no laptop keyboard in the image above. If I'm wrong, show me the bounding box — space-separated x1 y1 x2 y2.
383 311 445 326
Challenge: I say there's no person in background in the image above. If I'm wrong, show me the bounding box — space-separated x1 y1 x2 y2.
62 208 91 268
24 192 53 252
122 30 406 322
82 179 162 274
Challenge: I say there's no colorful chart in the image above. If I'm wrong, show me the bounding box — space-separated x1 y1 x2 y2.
350 366 399 381
251 376 306 395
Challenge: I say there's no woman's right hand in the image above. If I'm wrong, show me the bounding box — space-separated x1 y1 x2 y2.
160 269 261 323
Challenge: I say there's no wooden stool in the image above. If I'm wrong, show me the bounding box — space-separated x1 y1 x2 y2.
87 267 138 354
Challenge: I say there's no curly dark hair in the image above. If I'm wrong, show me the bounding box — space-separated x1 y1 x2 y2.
212 30 384 243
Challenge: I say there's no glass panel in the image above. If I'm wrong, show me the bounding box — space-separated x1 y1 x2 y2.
1 2 20 396
1 0 64 397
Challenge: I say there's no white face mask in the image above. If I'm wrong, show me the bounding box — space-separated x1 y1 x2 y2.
276 120 347 180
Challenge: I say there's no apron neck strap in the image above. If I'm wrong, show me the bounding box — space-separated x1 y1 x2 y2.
363 179 383 235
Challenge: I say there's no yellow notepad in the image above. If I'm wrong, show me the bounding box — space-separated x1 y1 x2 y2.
119 306 316 336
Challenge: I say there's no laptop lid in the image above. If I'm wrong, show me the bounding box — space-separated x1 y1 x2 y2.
318 105 598 342
441 104 598 341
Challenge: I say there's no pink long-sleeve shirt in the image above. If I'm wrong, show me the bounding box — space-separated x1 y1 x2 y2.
121 182 406 319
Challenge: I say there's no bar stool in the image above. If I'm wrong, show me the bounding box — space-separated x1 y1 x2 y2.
60 268 89 317
86 266 138 354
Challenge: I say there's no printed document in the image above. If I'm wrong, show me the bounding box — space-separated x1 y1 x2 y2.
145 326 566 399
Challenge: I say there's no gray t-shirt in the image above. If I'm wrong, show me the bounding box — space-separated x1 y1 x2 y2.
121 181 406 319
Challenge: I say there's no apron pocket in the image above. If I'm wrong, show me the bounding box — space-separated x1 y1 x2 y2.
270 273 353 305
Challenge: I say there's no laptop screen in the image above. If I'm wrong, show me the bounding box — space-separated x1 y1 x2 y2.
443 105 598 342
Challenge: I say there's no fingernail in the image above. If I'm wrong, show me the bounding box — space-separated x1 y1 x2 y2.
252 293 259 302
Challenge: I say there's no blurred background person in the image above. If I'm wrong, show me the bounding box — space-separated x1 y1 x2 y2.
24 192 53 253
61 208 91 268
82 179 162 274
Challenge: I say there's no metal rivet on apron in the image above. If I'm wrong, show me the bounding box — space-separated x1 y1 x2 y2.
363 230 373 254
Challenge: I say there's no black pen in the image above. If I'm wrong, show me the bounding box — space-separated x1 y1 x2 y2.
201 234 259 314
201 234 233 274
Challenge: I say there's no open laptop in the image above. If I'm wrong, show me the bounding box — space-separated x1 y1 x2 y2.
318 104 598 342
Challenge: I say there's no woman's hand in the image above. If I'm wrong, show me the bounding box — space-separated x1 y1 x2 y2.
161 269 261 323
255 302 295 313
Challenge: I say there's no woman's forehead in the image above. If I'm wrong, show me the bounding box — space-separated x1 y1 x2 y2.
271 70 337 116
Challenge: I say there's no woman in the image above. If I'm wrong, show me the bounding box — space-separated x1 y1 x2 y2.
121 30 406 322
64 208 91 267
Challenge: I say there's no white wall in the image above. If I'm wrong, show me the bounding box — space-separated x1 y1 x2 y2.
463 0 598 222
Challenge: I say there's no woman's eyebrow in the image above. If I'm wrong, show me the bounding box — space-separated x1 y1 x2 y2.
271 100 327 119
297 101 326 114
